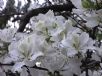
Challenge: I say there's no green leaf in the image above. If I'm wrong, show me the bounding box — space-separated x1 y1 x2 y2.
81 0 95 9
96 33 102 41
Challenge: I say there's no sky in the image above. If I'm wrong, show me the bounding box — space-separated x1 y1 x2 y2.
2 0 53 28
15 0 45 6
3 0 45 8
2 0 45 28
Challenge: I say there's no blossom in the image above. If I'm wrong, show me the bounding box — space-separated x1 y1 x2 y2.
0 5 101 76
40 52 67 72
61 32 95 57
71 0 102 28
60 57 81 76
82 10 102 28
97 45 102 57
4 34 44 72
31 10 76 44
0 28 17 42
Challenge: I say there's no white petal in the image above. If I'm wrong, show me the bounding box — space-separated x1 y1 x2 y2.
30 51 44 61
45 10 54 17
9 50 20 61
80 32 89 47
12 62 25 72
86 20 99 28
67 49 77 57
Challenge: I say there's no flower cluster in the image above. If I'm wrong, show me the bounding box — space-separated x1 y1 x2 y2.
0 0 102 76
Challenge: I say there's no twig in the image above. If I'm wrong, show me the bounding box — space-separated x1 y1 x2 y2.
31 65 49 72
0 62 14 66
24 65 32 76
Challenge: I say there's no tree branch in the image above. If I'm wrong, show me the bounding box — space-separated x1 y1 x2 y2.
17 3 76 32
0 62 14 66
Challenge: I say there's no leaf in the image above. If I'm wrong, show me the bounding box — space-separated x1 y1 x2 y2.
96 33 102 40
81 0 95 9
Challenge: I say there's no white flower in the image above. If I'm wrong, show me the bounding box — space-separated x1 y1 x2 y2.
61 32 95 57
96 9 102 22
60 57 81 76
33 20 48 35
0 28 17 42
5 34 44 72
71 0 102 28
83 12 100 28
35 10 56 28
97 45 102 57
41 52 67 71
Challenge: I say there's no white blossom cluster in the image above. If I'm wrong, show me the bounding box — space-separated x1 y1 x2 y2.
0 0 102 76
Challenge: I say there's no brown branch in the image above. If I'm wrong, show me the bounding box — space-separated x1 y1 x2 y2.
0 62 14 66
17 3 76 32
0 62 49 72
31 65 49 71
